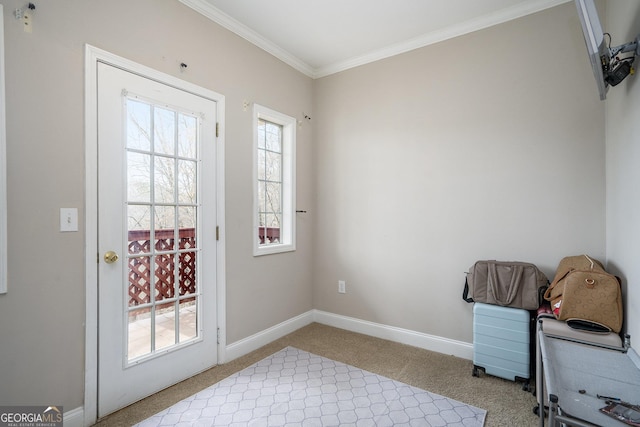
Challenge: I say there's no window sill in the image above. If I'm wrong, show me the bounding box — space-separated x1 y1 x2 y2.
253 243 296 257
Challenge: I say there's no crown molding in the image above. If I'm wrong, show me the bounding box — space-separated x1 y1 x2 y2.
178 0 316 78
180 0 571 79
314 0 571 78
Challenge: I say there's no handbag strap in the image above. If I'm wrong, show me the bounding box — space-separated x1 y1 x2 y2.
544 268 572 300
544 255 600 300
462 277 474 303
487 262 524 305
584 254 595 270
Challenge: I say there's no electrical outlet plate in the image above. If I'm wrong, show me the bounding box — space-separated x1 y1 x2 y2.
22 10 32 33
338 280 346 294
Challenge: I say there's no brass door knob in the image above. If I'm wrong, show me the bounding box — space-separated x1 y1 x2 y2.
104 251 119 264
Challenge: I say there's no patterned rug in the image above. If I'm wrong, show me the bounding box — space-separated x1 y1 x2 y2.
135 346 486 426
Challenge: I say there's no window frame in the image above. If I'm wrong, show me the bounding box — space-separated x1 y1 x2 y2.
252 104 296 256
0 5 7 294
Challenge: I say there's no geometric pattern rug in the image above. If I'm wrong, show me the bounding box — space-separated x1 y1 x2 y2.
134 346 487 426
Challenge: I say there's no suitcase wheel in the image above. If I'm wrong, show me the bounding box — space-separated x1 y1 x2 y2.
472 365 484 377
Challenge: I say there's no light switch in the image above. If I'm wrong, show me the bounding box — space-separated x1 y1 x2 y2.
60 208 78 232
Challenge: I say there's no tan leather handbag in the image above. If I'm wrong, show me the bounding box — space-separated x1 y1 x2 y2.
544 255 623 333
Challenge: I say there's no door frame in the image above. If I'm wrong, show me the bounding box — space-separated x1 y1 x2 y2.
83 44 226 426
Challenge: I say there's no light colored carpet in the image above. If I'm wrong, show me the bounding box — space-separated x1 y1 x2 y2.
134 346 487 426
95 323 539 426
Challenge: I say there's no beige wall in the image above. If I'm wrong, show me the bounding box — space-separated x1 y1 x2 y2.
2 0 634 418
0 0 314 410
312 2 606 342
605 0 640 344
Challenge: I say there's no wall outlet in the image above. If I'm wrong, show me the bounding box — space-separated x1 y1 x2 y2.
338 280 346 294
22 10 33 33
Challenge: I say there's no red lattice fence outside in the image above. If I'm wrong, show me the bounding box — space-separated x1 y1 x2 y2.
127 228 196 315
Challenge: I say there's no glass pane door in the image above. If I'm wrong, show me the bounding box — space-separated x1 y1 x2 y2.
125 97 200 362
97 60 218 417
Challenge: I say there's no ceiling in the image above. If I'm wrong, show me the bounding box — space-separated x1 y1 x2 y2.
179 0 571 78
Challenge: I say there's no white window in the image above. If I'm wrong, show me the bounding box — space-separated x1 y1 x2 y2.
253 104 296 256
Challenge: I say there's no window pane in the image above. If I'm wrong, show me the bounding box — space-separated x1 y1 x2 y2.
154 107 176 155
128 152 151 203
257 120 266 149
178 251 196 296
258 181 266 213
128 204 150 232
178 300 197 342
178 113 197 159
178 206 196 230
257 149 266 181
127 99 151 151
254 106 295 255
125 98 204 362
154 206 175 235
177 159 196 204
265 213 281 229
265 151 281 182
265 122 282 152
128 308 151 360
263 214 281 245
154 156 175 203
155 303 177 351
128 256 151 304
265 182 282 214
155 253 175 303
128 205 151 255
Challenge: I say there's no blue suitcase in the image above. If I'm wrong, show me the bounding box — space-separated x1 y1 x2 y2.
473 302 531 387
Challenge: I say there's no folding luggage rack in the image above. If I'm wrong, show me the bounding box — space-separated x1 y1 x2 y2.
537 325 640 427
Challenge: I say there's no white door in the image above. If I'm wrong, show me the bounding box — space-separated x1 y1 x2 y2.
97 62 218 417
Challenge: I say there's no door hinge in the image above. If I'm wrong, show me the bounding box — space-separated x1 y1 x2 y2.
217 327 220 344
216 226 219 241
216 122 219 138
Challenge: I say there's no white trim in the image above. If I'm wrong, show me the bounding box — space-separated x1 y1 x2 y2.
225 311 315 362
313 310 473 360
215 92 227 366
224 309 473 363
179 0 570 79
315 0 571 78
84 44 226 425
252 104 296 257
83 45 99 427
0 5 7 294
63 407 84 427
177 0 315 78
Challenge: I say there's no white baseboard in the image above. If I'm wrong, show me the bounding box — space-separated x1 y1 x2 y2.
312 310 473 360
223 309 473 363
63 406 84 427
224 311 315 362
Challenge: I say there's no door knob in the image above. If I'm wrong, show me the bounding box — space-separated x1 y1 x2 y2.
104 251 119 264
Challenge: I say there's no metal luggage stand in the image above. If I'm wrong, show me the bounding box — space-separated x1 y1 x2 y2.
537 322 640 427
